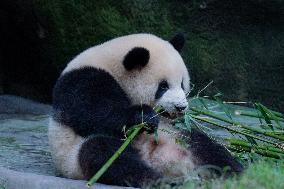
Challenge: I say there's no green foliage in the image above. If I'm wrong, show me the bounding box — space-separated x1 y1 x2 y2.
181 160 284 189
150 96 284 188
32 0 284 110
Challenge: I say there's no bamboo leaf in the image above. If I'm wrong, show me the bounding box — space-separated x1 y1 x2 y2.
255 103 274 130
259 103 283 129
244 135 258 146
213 93 233 120
198 98 209 110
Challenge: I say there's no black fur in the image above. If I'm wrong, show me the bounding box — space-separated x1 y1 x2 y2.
123 47 150 71
127 104 159 133
169 33 185 52
155 80 169 99
53 67 160 187
184 129 244 175
52 67 158 138
53 67 129 137
79 135 161 187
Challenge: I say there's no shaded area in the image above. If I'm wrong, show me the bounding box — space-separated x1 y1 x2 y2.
0 0 59 102
0 0 283 110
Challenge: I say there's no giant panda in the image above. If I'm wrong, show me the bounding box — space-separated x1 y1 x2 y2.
48 33 243 187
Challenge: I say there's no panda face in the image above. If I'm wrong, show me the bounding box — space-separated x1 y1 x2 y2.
155 79 188 114
152 59 190 115
118 34 190 113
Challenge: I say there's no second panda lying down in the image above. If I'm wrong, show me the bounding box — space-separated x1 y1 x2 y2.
48 33 243 187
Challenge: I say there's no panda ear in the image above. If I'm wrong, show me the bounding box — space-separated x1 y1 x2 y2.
123 47 150 71
169 33 185 52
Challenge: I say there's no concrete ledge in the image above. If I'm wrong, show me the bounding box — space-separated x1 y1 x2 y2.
0 167 133 189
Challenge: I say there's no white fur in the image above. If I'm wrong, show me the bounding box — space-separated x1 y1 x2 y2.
157 88 188 114
133 117 195 177
48 118 84 179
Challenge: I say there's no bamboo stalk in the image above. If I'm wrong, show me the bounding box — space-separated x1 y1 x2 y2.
226 138 284 154
86 123 144 187
227 145 281 159
237 111 284 122
271 110 284 119
262 131 284 135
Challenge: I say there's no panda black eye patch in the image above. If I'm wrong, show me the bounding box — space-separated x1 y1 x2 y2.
155 80 169 99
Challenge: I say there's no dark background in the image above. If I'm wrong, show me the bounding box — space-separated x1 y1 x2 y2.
0 0 283 111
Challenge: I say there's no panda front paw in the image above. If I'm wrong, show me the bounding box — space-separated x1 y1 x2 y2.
142 111 159 134
127 104 159 134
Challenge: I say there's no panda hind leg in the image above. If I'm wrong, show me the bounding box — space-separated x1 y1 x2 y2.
79 135 161 187
182 128 244 175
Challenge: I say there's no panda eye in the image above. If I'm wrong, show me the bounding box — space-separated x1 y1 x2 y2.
155 80 169 99
181 80 184 90
159 80 169 90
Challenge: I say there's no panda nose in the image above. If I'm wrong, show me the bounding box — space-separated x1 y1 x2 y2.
175 105 187 112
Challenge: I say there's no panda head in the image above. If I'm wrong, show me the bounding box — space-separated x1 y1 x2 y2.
64 33 190 115
119 33 190 115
